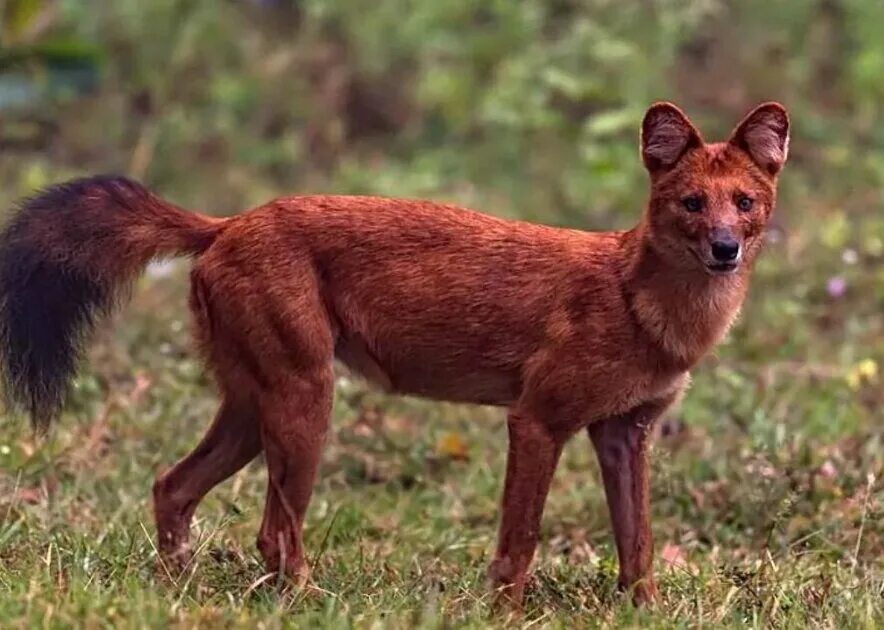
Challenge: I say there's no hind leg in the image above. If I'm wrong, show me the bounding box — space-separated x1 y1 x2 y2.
256 367 333 584
153 394 261 568
193 240 335 582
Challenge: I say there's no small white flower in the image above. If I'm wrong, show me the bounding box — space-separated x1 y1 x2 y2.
146 259 178 278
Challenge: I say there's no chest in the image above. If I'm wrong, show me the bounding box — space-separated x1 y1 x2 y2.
590 357 689 423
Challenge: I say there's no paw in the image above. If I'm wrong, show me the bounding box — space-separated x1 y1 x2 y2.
281 560 311 590
621 576 659 607
155 544 193 580
486 559 526 614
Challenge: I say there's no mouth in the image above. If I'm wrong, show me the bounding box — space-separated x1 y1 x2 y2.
688 248 740 276
704 261 739 275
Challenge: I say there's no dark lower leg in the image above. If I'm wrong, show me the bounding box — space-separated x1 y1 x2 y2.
153 395 261 565
587 400 667 605
488 410 564 610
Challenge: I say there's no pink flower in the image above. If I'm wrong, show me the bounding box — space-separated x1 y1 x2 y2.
827 276 847 298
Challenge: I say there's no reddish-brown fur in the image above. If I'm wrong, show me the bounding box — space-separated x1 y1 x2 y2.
1 102 788 608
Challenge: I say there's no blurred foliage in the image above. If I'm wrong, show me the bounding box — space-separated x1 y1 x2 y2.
0 0 878 220
0 3 878 209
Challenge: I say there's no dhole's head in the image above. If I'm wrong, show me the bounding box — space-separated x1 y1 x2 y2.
639 101 789 276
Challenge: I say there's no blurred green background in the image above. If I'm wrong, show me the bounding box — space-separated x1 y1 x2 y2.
0 1 881 628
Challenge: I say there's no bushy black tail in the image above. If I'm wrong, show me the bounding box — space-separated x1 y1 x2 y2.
0 175 223 432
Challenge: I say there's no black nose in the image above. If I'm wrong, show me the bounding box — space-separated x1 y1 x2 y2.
711 239 740 262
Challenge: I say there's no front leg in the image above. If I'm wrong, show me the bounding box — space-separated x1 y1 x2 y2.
488 408 569 611
587 395 676 605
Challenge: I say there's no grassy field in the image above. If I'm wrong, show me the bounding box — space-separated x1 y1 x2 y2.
1 1 884 628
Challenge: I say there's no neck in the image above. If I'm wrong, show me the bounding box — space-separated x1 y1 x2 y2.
621 226 750 368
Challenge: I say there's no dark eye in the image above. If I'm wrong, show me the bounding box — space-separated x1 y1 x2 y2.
736 195 754 212
682 196 703 213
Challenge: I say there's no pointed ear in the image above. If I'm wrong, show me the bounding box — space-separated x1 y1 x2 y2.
640 102 703 173
729 102 790 176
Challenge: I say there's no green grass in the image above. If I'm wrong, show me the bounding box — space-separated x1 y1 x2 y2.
0 257 881 628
